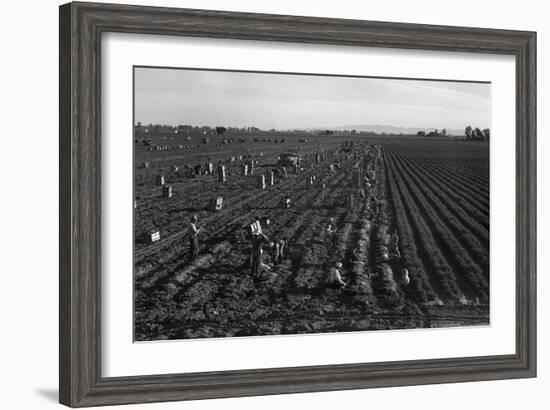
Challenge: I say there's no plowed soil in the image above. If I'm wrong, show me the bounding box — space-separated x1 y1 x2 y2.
134 131 489 341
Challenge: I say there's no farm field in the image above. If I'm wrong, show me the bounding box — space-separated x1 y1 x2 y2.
133 130 489 341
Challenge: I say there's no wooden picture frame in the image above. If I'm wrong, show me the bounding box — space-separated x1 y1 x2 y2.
59 1 536 407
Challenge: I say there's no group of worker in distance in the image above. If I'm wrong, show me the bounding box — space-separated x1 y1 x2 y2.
184 143 390 291
186 213 353 290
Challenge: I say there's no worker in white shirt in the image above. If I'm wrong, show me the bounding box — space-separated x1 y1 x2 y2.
327 262 347 288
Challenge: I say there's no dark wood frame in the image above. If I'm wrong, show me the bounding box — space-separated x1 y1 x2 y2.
59 1 537 407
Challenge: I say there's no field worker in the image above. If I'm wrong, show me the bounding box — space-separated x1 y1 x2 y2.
372 197 380 216
250 231 270 278
248 216 263 266
364 176 371 196
188 215 201 261
268 238 287 266
275 238 287 265
250 216 263 236
326 217 337 248
258 248 271 273
327 262 347 288
390 231 400 259
267 242 275 262
284 196 291 209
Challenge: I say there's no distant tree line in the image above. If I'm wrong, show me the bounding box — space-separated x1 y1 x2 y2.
416 128 448 137
215 126 227 135
465 126 490 141
415 126 490 141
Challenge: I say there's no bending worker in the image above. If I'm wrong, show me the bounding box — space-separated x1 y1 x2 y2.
327 261 347 288
188 215 201 261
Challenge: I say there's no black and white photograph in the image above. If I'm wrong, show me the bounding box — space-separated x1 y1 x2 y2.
1 0 542 408
133 67 491 341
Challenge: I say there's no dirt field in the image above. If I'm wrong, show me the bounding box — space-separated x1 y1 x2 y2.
133 129 489 341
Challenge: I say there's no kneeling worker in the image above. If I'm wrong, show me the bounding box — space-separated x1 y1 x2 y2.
327 262 347 288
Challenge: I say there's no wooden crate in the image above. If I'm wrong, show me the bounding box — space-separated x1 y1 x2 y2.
210 196 223 211
146 230 160 243
218 165 226 182
258 175 266 189
162 185 172 198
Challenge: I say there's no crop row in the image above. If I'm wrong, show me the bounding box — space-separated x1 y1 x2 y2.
387 142 489 186
384 154 438 304
399 154 490 221
403 151 490 187
385 141 490 201
427 157 490 186
137 182 324 289
388 148 489 264
404 152 490 212
386 148 488 302
135 158 330 262
393 149 490 235
136 165 359 338
137 164 352 290
423 157 490 200
386 149 469 301
135 174 320 286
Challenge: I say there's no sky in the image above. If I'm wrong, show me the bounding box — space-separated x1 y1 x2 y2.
134 67 491 131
